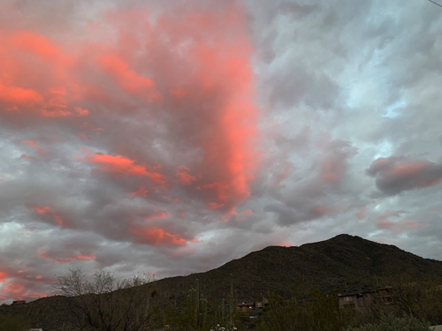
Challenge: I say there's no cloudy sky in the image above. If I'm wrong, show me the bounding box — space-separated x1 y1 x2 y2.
1 0 441 303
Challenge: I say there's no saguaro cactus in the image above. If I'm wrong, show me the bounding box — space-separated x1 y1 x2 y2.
187 278 208 330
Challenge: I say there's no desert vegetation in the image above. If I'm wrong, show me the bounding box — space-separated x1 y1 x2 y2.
56 268 154 331
50 272 442 331
1 235 442 330
0 315 30 331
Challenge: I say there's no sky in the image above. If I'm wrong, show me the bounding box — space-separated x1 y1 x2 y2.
0 0 442 303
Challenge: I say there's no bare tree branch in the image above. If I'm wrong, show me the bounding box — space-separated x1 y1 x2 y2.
428 0 442 8
55 268 153 330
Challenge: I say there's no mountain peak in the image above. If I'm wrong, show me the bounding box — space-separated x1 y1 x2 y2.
2 234 442 331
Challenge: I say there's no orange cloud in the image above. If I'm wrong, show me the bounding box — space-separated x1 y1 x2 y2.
0 82 43 110
169 88 187 98
221 208 238 222
2 2 259 217
79 153 166 184
197 40 259 210
129 186 148 197
176 166 197 185
0 272 9 283
129 227 188 246
2 282 26 299
38 249 96 264
98 54 162 100
207 202 224 210
11 31 65 62
20 139 47 155
146 211 170 220
74 107 90 116
0 29 91 119
33 206 51 215
155 3 260 213
33 206 64 226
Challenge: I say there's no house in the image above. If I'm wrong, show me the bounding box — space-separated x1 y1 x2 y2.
11 300 26 305
338 290 374 312
236 297 269 314
337 287 393 313
236 302 256 312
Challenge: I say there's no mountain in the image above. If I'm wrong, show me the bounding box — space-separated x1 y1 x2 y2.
134 234 442 303
2 234 442 329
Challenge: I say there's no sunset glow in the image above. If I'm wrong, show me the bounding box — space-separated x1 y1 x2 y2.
1 0 441 304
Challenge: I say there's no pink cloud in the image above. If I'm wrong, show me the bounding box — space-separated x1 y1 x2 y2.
176 166 197 185
367 157 442 194
0 272 9 283
310 205 331 218
321 158 345 184
129 186 148 197
356 206 366 220
38 250 96 264
129 227 188 246
33 206 64 226
207 202 224 210
98 54 162 100
146 211 170 220
402 220 422 230
20 139 47 155
0 82 43 110
0 30 89 119
169 88 187 98
2 282 26 299
375 209 425 234
10 31 66 62
377 219 395 230
0 0 263 303
78 153 166 184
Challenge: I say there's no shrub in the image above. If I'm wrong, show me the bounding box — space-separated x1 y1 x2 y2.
0 315 30 331
346 314 430 331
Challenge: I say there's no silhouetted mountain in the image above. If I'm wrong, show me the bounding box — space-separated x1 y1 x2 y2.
2 234 442 330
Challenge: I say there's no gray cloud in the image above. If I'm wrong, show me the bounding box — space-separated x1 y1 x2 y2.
367 157 442 195
0 0 441 303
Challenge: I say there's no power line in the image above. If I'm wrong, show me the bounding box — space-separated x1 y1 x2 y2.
428 0 442 8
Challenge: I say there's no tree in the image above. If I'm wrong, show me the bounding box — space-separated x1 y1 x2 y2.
256 288 354 331
57 268 153 331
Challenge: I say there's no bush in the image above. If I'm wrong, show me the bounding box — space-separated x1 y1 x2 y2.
0 315 30 331
346 314 430 331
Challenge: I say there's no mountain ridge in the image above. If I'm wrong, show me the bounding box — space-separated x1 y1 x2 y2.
1 234 442 330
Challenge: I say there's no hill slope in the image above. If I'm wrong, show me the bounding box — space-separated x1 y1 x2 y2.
139 234 442 302
2 234 442 330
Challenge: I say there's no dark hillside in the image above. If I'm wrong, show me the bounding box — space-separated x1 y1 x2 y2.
2 234 442 330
